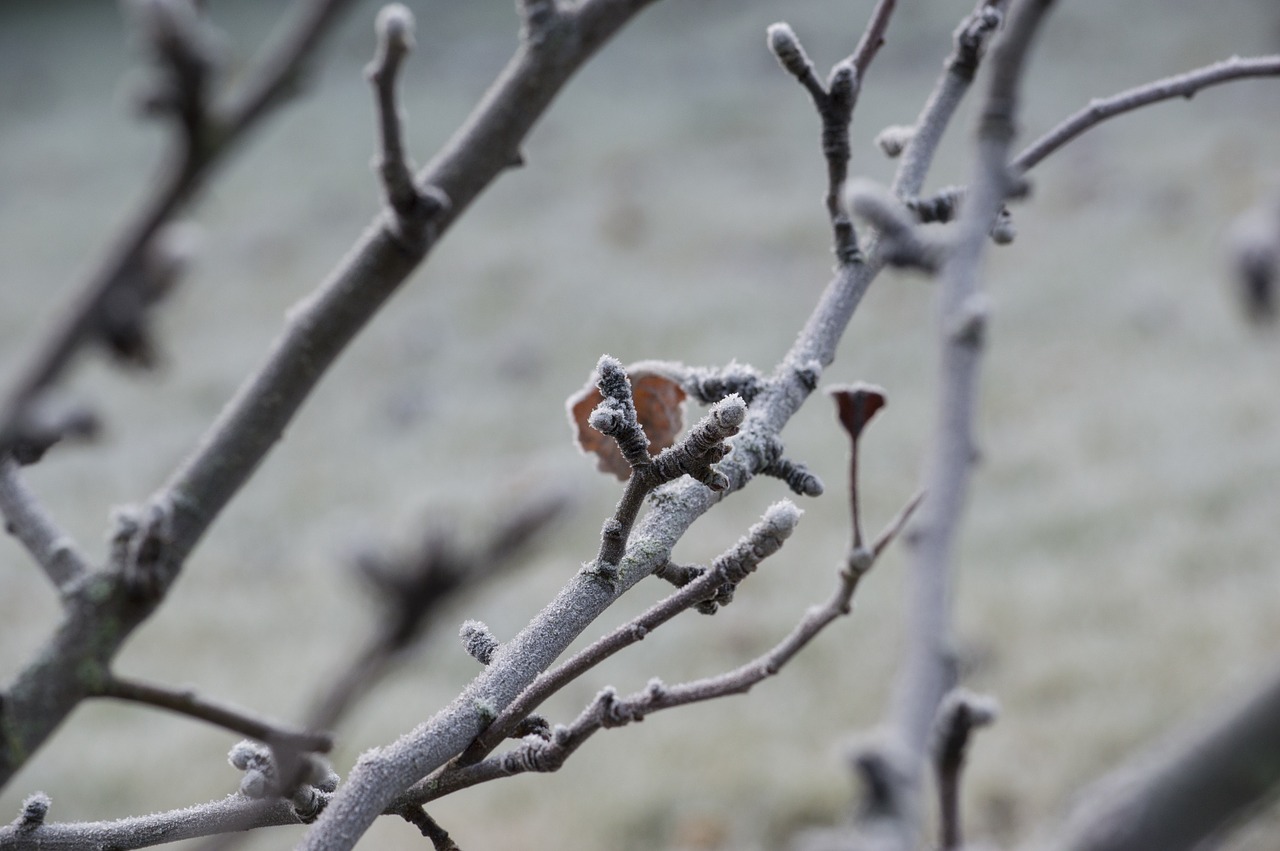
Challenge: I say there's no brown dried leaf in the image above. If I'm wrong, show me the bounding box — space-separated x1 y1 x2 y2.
566 367 687 480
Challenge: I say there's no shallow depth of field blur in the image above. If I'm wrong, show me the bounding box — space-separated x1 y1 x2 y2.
3 0 1280 848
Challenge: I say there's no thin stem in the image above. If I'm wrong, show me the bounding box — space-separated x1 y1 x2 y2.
0 0 360 454
1014 54 1280 172
0 797 304 851
462 501 800 763
93 675 333 754
890 0 1007 200
0 458 88 593
399 494 920 810
932 690 998 850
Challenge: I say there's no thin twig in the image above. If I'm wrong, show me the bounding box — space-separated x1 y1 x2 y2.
589 356 745 568
458 501 802 764
365 4 447 251
1014 54 1280 172
0 0 359 455
0 796 306 851
889 0 1007 200
0 458 89 593
398 493 921 810
932 689 998 850
767 0 896 264
93 675 333 754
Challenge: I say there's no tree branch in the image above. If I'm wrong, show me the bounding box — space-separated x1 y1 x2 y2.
767 0 897 265
458 500 802 765
92 674 333 754
932 690 998 850
0 0 360 457
1040 663 1280 851
877 1 1058 848
0 795 305 850
0 458 89 594
398 492 919 811
1014 54 1280 172
888 0 1007 200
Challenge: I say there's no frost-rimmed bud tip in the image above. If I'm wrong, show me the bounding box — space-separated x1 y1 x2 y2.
460 619 499 665
374 3 415 52
767 22 812 78
17 792 51 831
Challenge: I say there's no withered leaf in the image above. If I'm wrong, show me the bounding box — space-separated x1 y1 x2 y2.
567 367 687 480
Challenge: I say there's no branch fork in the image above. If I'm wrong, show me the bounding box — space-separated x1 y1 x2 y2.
366 4 450 254
587 356 745 568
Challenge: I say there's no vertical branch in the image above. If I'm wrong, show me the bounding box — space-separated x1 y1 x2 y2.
767 0 896 264
883 0 1057 838
932 690 998 850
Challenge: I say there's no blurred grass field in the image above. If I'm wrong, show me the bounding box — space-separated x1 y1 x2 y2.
2 0 1280 848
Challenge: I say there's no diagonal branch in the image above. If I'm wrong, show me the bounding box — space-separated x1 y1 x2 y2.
397 492 920 810
1014 54 1280 172
1041 662 1280 851
457 501 802 765
889 0 1007 200
0 458 89 594
92 675 333 755
0 0 360 457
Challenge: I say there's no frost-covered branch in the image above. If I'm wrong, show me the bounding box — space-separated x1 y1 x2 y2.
1014 54 1280 172
0 794 307 851
458 500 802 765
873 1 1058 848
767 0 896 264
888 0 1006 200
588 356 745 569
398 496 916 811
0 0 662 796
365 4 448 252
0 458 88 594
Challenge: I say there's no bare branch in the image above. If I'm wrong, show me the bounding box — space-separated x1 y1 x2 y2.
590 356 745 568
0 0 359 456
458 501 802 765
848 182 947 274
0 795 306 850
0 458 89 593
1015 54 1280 172
932 690 998 850
365 5 449 252
398 493 919 813
92 675 333 755
889 0 1006 200
1038 665 1280 851
872 3 1058 849
768 0 897 264
395 806 461 851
